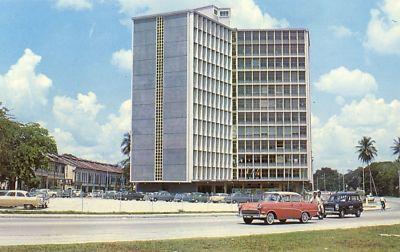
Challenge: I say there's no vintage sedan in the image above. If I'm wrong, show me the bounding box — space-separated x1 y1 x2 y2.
0 190 48 209
239 192 319 225
323 192 363 218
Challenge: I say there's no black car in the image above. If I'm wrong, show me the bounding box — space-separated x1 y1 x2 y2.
149 191 174 202
122 191 145 201
323 192 363 218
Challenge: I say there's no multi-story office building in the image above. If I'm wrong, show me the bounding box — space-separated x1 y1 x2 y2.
233 29 312 192
131 6 233 192
131 5 311 193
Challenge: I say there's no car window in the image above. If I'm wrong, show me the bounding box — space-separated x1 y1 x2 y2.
290 195 302 202
17 192 25 197
280 195 290 202
6 192 14 196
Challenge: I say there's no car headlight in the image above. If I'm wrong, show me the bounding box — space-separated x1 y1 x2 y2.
335 204 339 210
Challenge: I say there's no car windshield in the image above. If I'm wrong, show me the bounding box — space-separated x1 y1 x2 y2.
263 194 279 202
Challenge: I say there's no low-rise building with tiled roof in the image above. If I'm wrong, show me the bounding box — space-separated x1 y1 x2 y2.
35 154 123 192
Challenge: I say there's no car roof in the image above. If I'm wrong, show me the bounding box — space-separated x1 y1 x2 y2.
266 191 301 196
7 190 28 193
331 192 359 196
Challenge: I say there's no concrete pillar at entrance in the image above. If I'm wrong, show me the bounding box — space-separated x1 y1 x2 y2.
223 184 227 193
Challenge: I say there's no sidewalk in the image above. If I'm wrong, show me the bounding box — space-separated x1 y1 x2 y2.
0 212 236 218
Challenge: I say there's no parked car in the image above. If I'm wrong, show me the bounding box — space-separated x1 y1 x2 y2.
143 192 154 201
122 191 145 201
323 192 363 218
209 193 229 203
72 190 87 197
174 193 188 202
188 192 208 203
0 190 49 209
89 190 104 198
0 190 8 196
225 192 253 204
28 189 50 201
366 193 375 203
104 190 117 199
149 191 174 202
61 189 72 198
48 189 62 198
239 192 319 225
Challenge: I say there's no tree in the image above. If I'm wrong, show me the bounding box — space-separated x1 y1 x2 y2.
0 104 57 189
120 132 131 187
391 137 400 162
356 136 378 195
313 167 344 191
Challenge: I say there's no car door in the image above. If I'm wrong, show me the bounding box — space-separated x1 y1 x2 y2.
289 195 303 219
278 195 292 219
1 191 14 207
16 192 27 207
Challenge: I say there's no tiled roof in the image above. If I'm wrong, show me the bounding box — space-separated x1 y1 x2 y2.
47 153 123 174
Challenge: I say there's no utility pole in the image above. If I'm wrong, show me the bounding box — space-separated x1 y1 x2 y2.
362 167 365 193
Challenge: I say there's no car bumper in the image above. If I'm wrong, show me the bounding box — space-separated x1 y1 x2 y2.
239 211 266 219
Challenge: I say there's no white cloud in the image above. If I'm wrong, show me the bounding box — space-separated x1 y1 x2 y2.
117 0 288 28
0 49 52 115
55 0 93 10
335 96 346 106
111 49 132 72
315 66 377 97
313 95 400 172
330 25 353 38
364 0 400 55
52 92 131 163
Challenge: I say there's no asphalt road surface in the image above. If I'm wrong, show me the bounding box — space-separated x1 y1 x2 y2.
0 198 399 246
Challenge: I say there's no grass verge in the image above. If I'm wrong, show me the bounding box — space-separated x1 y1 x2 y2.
2 224 400 252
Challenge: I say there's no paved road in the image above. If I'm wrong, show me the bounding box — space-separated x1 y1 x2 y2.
0 198 399 246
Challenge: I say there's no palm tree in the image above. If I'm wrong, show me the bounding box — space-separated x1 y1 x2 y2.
120 132 131 188
121 132 131 158
356 136 378 195
391 137 400 162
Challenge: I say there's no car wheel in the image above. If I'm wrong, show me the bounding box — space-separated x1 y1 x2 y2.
153 198 158 202
232 200 237 204
52 194 56 198
195 200 199 203
300 212 309 223
243 217 253 224
339 210 345 218
279 219 287 223
265 212 275 225
355 209 361 217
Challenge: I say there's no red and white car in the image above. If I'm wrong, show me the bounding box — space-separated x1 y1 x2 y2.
239 192 319 225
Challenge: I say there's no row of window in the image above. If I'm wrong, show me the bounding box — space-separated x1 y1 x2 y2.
237 57 305 69
237 43 305 56
237 140 307 152
194 47 231 72
193 135 231 152
237 126 307 138
236 167 308 180
193 151 232 169
194 75 231 97
237 30 305 43
238 98 307 111
238 154 308 166
75 171 118 184
194 14 231 40
194 37 231 58
194 106 231 124
237 112 307 125
237 71 306 83
237 85 306 97
193 166 231 181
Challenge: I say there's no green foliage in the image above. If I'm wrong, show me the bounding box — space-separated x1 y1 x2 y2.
391 137 400 161
120 132 131 187
356 136 378 165
313 167 344 191
0 103 57 188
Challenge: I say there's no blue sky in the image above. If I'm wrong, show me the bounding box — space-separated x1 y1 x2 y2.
0 0 399 172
